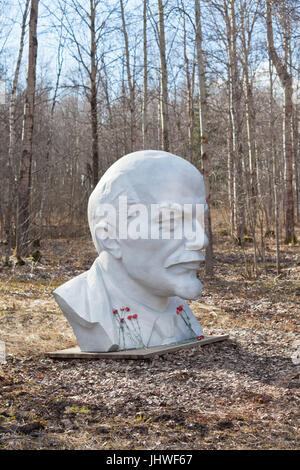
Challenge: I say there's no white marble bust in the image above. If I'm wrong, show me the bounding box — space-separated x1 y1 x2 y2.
53 150 208 352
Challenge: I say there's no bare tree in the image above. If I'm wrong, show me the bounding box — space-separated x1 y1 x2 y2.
120 0 136 152
157 0 170 151
16 0 39 258
142 0 148 149
266 0 295 244
58 0 107 188
195 0 213 275
269 58 280 273
39 8 65 236
239 0 261 273
224 0 245 244
182 1 195 163
5 0 30 261
90 0 100 187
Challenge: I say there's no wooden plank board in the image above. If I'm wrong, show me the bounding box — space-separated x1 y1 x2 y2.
45 335 229 360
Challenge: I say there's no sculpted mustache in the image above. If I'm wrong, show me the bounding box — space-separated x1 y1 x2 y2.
163 251 205 269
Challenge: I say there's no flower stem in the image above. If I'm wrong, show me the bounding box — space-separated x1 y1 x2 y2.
180 308 197 338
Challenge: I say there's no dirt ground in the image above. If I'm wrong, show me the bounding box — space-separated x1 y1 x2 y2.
0 233 299 450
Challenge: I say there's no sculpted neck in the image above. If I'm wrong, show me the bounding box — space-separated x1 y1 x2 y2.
98 251 169 312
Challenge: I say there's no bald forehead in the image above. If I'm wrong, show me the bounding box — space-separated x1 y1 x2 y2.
99 151 205 204
88 151 206 252
103 150 201 180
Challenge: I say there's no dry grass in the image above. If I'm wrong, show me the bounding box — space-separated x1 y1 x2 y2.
0 233 299 450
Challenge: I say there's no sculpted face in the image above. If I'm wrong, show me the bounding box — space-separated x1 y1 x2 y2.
54 151 208 353
93 152 208 301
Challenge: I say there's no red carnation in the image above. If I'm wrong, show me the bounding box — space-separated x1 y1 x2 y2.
113 309 118 314
176 309 181 315
209 331 213 336
125 307 130 312
177 305 183 312
132 314 138 319
197 335 204 341
120 318 125 323
127 315 132 320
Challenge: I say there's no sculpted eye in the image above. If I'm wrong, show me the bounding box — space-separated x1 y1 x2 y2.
159 214 183 235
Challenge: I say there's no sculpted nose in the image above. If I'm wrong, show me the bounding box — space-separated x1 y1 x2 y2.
184 221 209 251
185 233 208 250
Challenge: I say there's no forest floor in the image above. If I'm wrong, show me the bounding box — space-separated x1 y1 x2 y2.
0 232 299 450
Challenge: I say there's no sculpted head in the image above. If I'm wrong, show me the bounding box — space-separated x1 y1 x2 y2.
88 150 208 301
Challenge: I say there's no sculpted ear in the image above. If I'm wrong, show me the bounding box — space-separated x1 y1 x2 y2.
95 223 122 259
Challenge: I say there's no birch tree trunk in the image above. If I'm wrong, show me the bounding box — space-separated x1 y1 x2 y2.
16 0 39 258
269 59 280 273
195 0 213 275
90 0 99 188
224 0 245 244
293 94 300 223
227 83 235 237
240 0 258 224
266 0 295 243
240 0 259 272
120 0 136 152
5 0 30 261
157 0 169 151
142 0 148 149
289 23 299 224
182 5 194 162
